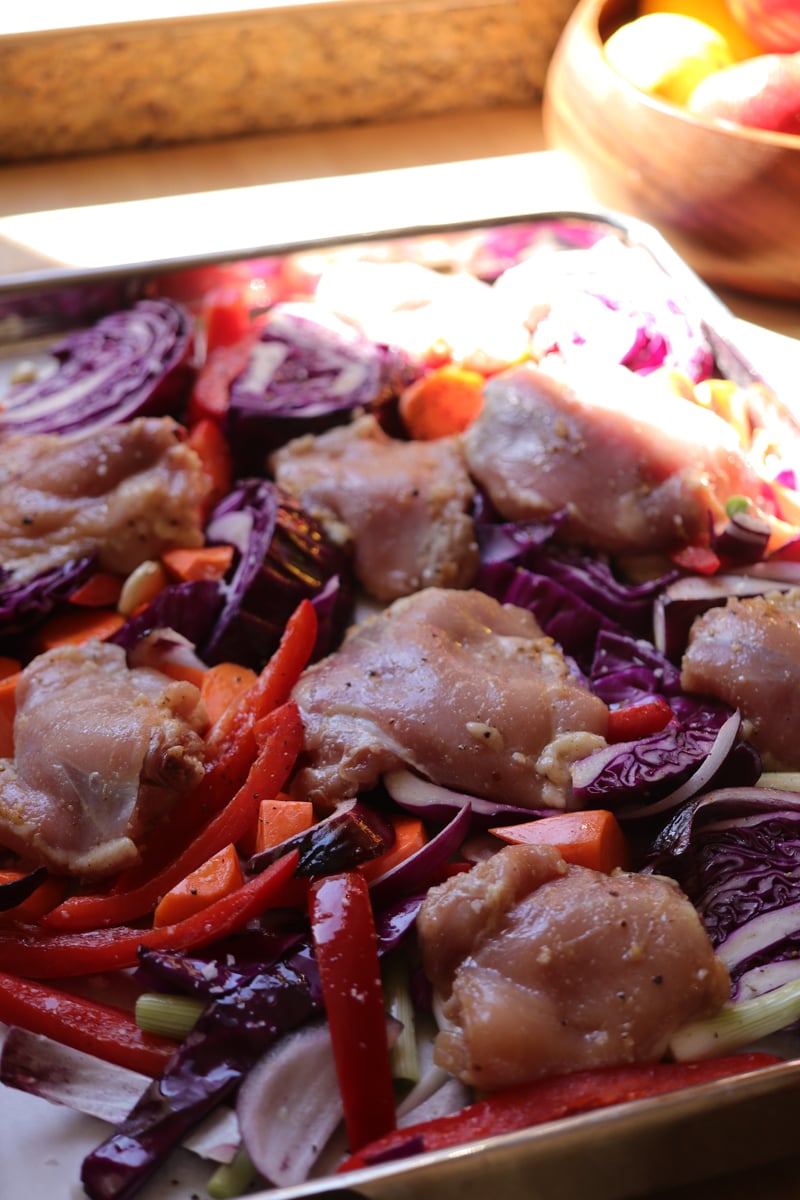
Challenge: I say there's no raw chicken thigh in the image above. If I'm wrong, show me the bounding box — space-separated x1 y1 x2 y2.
681 588 800 769
0 416 209 584
463 361 763 555
418 844 730 1090
290 587 608 809
0 640 207 878
270 414 478 601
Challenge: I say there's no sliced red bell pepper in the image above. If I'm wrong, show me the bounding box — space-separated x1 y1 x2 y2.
606 696 675 743
310 871 396 1153
42 702 303 932
0 849 299 979
0 972 176 1076
187 330 258 425
670 544 722 575
206 597 318 755
338 1052 783 1172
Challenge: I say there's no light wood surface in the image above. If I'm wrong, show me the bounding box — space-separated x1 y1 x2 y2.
0 103 798 1199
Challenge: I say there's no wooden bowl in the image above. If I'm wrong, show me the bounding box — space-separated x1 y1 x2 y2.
543 0 800 300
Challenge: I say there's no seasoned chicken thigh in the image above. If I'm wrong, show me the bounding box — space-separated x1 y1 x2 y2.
290 587 608 809
0 416 209 585
681 588 800 769
0 640 207 878
270 414 478 601
463 362 763 555
418 844 730 1090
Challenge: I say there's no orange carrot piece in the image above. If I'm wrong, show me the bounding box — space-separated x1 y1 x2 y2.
254 797 314 855
489 810 631 874
33 608 126 653
359 814 428 883
161 544 235 584
0 657 21 682
199 661 259 726
187 417 234 517
0 870 67 922
66 572 124 608
399 364 485 440
152 842 244 928
0 671 21 757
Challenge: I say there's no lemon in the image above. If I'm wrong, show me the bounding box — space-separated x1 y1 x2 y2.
604 13 736 105
639 0 762 60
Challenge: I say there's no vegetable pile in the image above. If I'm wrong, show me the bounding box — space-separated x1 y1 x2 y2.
1 219 800 1200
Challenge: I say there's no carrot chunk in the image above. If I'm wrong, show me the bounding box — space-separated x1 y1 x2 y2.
152 842 244 928
489 809 631 873
399 365 485 440
161 544 235 584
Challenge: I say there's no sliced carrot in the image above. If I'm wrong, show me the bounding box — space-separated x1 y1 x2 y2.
200 661 259 726
0 870 68 922
0 657 21 682
399 364 485 440
161 544 235 585
0 671 21 757
254 796 314 855
152 842 244 928
33 608 126 653
186 417 234 517
67 572 124 608
489 810 631 874
359 814 427 884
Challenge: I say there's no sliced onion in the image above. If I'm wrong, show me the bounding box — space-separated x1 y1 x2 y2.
247 799 394 878
368 804 472 910
0 1027 145 1125
653 572 792 661
383 769 539 828
712 510 771 564
237 1015 401 1188
617 710 742 819
0 866 48 912
0 1027 240 1163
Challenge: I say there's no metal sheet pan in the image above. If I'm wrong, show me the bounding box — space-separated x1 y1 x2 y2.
1 206 800 1200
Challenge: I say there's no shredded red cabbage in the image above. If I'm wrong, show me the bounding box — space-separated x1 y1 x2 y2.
225 303 418 470
0 299 194 441
649 788 800 1000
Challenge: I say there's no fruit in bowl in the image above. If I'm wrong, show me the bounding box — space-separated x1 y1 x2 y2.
602 0 800 135
726 0 800 53
688 51 800 135
542 0 800 299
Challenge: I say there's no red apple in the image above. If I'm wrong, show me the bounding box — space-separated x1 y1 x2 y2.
687 51 800 135
726 0 800 53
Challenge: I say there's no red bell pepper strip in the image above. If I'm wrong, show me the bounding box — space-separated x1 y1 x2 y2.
0 972 176 1076
187 330 258 425
310 871 397 1153
339 1052 783 1172
42 701 303 932
606 696 675 744
0 849 299 979
206 597 318 755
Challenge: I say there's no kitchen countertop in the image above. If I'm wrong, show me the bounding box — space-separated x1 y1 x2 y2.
1 102 799 1199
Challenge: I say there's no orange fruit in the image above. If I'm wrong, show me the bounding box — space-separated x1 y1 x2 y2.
639 0 762 60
